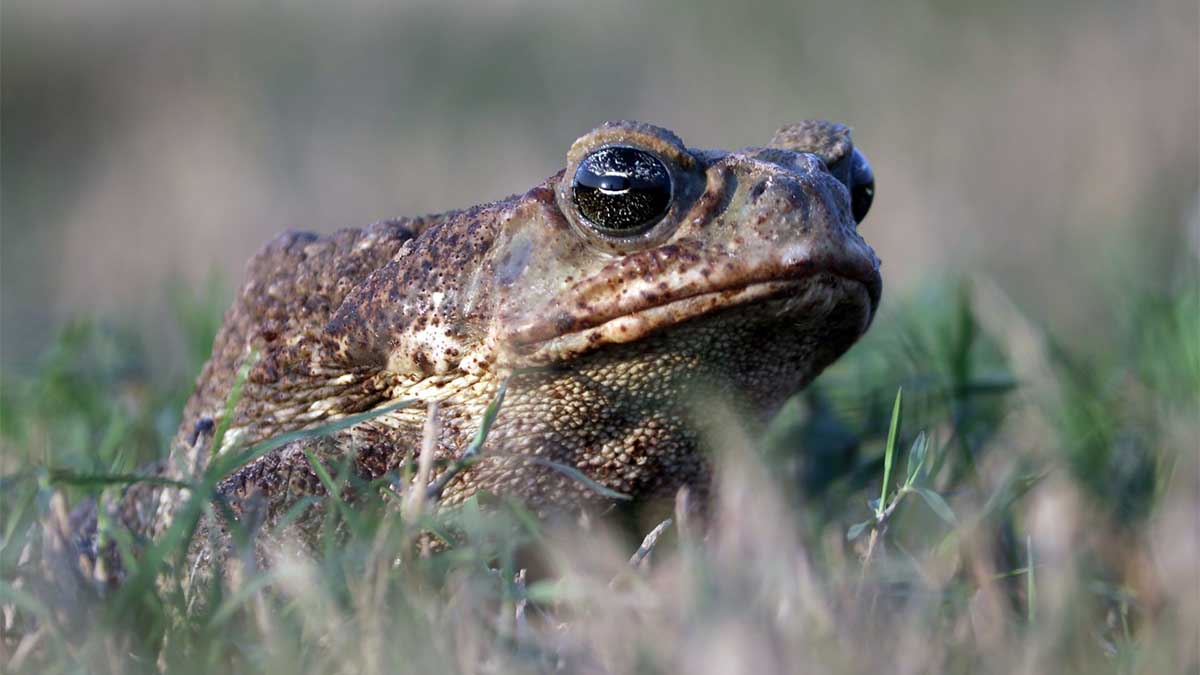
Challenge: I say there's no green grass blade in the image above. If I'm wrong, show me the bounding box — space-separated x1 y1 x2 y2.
518 456 631 501
209 349 257 457
209 399 418 479
302 447 342 503
44 470 191 490
879 387 903 516
425 380 508 499
1026 535 1037 624
208 568 290 627
905 431 928 486
463 377 509 459
913 487 957 525
846 519 872 541
0 580 52 622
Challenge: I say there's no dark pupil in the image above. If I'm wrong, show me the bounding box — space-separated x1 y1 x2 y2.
572 147 671 234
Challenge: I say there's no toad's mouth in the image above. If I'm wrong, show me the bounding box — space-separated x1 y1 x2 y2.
502 263 881 366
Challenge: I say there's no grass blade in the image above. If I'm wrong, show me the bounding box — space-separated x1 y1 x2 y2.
1026 535 1037 624
905 431 928 485
463 377 509 459
302 447 342 503
44 471 190 490
847 519 872 541
210 399 418 479
913 487 957 525
517 456 631 501
879 387 903 516
209 349 257 457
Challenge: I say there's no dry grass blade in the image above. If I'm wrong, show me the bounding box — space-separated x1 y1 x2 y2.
628 518 673 570
403 402 440 520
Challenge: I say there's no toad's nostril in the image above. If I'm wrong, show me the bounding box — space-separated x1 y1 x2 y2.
749 180 768 202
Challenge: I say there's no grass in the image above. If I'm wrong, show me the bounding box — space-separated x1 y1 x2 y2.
0 269 1196 674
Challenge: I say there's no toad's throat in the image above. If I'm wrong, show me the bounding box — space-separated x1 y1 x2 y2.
504 268 879 366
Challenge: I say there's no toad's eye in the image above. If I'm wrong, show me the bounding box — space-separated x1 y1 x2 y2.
849 148 874 223
572 146 672 235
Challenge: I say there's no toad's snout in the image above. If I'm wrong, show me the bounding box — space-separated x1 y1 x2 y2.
703 138 881 317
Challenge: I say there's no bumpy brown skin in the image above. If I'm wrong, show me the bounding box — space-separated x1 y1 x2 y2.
95 120 881 578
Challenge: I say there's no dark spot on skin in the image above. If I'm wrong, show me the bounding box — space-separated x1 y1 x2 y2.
190 417 215 447
253 359 279 383
749 180 768 201
555 312 576 333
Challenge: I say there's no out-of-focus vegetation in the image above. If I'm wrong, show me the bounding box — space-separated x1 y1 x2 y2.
1 0 1196 673
1 257 1196 673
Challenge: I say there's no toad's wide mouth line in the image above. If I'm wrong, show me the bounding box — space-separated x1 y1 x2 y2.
504 268 880 364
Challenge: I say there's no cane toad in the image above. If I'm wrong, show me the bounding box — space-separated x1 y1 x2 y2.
86 120 880 572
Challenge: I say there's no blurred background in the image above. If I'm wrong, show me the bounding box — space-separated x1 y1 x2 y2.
3 0 1196 375
2 4 1198 671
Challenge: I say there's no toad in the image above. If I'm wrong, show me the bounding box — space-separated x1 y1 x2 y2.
76 120 880 575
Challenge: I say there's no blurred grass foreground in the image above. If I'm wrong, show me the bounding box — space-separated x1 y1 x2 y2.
1 0 1198 673
1 270 1196 673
